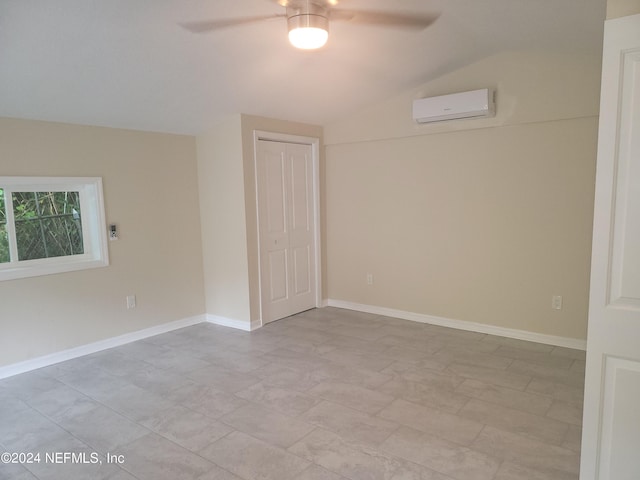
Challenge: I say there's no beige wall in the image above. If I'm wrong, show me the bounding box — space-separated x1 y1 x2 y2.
197 115 251 323
324 51 601 340
0 118 205 367
607 0 640 18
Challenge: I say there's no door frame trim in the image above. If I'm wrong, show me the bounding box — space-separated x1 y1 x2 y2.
253 130 322 327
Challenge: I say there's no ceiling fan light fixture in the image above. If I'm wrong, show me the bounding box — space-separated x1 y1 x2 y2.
287 13 329 49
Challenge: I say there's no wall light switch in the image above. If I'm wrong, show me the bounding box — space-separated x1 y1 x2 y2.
126 295 136 310
552 295 563 310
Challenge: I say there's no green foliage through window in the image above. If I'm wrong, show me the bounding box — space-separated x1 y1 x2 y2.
7 191 84 262
0 189 8 263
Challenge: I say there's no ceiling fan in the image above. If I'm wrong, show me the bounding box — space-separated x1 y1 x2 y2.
181 0 440 50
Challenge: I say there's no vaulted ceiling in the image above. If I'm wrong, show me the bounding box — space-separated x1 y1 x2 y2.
0 0 606 135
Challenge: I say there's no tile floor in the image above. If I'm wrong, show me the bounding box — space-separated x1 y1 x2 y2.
0 307 585 480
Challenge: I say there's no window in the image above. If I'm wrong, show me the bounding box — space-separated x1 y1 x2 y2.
0 177 109 281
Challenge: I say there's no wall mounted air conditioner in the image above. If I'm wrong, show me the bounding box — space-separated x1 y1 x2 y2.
412 88 496 124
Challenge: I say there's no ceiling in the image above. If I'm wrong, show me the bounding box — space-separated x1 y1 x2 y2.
0 0 606 135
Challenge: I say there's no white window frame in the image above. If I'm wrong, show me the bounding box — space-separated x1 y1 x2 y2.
0 176 109 282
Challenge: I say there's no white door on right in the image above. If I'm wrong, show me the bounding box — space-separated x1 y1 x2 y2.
580 13 640 480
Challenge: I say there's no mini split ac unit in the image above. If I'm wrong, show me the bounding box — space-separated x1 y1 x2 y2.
412 88 496 124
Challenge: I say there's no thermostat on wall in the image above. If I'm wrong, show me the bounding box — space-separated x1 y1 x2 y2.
109 224 119 241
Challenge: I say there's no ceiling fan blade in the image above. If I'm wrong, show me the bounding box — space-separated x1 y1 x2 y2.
330 9 440 30
181 14 285 33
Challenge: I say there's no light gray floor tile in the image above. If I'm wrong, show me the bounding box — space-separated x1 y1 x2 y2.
546 400 583 426
374 324 439 342
278 338 340 356
139 405 233 452
141 348 212 373
114 433 215 480
480 336 554 353
431 348 513 371
428 328 487 343
261 348 332 371
507 360 585 388
322 335 390 356
570 359 586 374
0 460 38 480
472 426 580 476
201 430 309 480
458 398 569 445
300 400 400 447
307 381 395 414
96 383 176 422
446 363 532 391
0 372 64 400
266 326 335 345
374 336 441 355
454 378 552 416
112 340 171 361
388 461 457 480
235 382 322 416
81 349 154 377
187 364 261 392
381 363 464 390
0 308 586 480
494 461 578 480
170 383 249 419
379 377 470 414
251 363 321 391
427 335 500 354
288 428 406 480
56 404 149 452
292 464 349 480
197 348 270 373
0 406 71 451
0 388 30 415
197 464 244 480
378 399 484 446
328 324 390 341
379 345 441 362
526 378 585 405
56 368 133 400
550 346 586 360
26 383 102 422
562 425 583 453
114 363 196 396
381 426 501 480
319 349 395 372
220 403 315 448
309 363 393 389
385 357 450 372
492 345 575 369
37 356 104 379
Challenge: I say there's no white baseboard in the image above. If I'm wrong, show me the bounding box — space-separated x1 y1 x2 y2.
206 314 261 332
0 314 207 380
327 299 587 351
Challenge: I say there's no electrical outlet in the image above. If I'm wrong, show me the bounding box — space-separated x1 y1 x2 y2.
552 295 563 310
366 273 374 285
126 295 136 310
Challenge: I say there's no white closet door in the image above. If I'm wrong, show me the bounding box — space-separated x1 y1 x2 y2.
580 13 640 480
256 139 316 323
